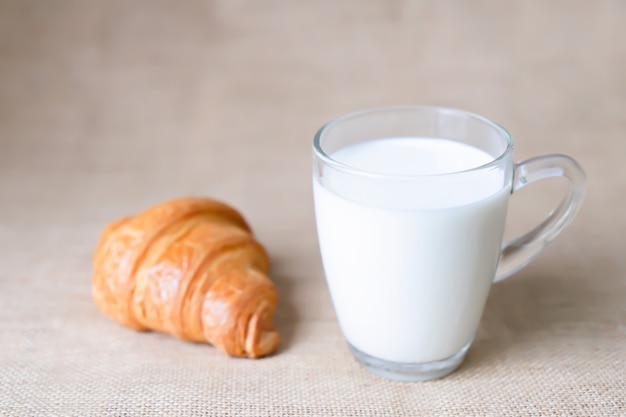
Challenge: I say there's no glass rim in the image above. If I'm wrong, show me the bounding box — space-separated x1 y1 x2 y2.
313 105 514 179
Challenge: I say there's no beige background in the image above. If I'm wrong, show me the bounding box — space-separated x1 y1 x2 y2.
1 1 625 415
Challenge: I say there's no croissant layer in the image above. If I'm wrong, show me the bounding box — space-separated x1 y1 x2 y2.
92 197 280 358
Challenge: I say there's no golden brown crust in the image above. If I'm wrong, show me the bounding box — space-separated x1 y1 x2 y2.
92 197 279 358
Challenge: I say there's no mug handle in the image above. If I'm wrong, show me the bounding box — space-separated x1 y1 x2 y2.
494 154 587 282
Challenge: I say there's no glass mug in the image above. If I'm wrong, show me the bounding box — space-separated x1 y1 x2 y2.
312 106 586 382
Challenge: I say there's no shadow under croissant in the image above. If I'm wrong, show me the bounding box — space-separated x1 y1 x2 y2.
455 257 601 376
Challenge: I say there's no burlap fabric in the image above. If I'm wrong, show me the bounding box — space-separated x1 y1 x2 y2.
1 1 624 415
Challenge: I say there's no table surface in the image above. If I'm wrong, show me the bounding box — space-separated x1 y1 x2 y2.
1 1 625 415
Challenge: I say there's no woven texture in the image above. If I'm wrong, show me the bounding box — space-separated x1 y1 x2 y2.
1 1 625 415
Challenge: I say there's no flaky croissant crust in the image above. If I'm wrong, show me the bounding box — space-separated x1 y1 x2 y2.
92 197 280 358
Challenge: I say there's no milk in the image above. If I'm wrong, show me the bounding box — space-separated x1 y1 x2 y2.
313 138 510 364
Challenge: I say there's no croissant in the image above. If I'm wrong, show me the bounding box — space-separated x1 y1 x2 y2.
92 197 280 358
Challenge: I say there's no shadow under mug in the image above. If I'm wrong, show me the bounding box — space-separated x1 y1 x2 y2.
312 106 586 382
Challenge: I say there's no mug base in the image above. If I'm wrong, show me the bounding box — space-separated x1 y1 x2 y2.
348 341 471 382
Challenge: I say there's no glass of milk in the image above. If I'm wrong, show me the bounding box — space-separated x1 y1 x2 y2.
312 106 586 381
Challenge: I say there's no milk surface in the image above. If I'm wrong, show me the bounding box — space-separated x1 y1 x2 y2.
314 138 510 363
